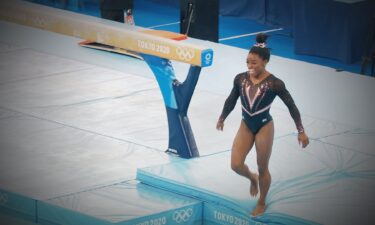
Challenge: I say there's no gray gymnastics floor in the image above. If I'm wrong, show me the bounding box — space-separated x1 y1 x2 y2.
0 17 374 225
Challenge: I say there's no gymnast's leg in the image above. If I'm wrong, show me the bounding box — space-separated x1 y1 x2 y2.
252 121 274 216
231 121 259 197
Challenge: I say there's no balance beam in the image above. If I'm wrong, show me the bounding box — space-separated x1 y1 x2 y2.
0 0 213 67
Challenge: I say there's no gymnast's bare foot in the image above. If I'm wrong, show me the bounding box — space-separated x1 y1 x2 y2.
250 173 259 197
251 202 266 217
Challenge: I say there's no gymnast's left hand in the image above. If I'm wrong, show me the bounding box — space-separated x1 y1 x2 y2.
216 119 224 131
298 132 309 148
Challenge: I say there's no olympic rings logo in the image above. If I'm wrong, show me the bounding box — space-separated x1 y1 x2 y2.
0 192 8 205
172 208 193 223
176 47 195 61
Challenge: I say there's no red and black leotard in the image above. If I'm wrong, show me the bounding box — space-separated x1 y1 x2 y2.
219 72 304 134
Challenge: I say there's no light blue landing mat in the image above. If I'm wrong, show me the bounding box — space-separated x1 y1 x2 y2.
0 188 37 222
0 108 183 224
38 181 202 225
138 135 375 225
320 128 375 156
0 112 180 201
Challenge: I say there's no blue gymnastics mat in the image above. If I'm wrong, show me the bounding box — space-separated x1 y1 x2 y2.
137 135 375 225
37 180 202 225
0 188 37 222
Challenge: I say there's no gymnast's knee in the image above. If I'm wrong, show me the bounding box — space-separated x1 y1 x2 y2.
257 166 270 177
231 161 245 173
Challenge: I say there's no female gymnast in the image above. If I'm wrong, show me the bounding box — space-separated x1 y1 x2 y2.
216 33 309 216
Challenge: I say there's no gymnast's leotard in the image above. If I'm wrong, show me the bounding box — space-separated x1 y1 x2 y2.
219 72 304 134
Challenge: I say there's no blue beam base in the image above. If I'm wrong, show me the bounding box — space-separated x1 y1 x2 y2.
141 53 202 159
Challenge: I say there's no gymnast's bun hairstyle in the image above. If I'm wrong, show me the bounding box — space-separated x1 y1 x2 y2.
249 33 271 62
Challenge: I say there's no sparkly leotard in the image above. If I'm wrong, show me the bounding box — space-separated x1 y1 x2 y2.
219 72 304 134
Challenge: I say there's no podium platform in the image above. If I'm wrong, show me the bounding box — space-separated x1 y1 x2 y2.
138 135 375 225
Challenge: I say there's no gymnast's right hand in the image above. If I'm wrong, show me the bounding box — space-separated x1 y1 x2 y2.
216 118 224 131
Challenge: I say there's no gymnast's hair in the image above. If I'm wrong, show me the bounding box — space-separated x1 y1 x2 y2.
249 33 271 62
